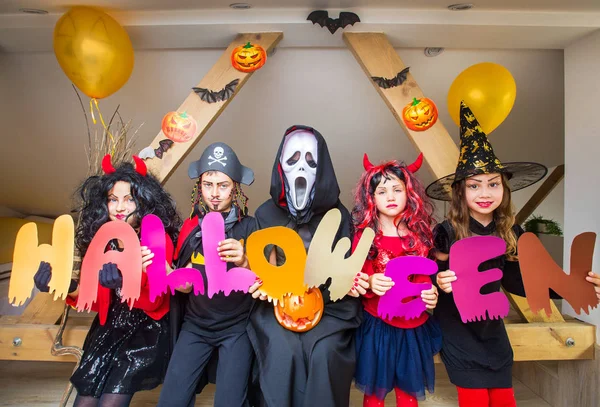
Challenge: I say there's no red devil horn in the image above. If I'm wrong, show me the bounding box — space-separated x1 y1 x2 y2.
407 153 424 173
101 154 116 174
363 153 374 171
133 156 147 176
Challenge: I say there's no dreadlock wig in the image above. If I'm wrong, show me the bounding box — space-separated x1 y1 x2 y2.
352 158 434 258
189 171 249 220
74 161 182 257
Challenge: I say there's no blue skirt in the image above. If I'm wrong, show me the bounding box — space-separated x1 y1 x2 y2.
355 311 442 401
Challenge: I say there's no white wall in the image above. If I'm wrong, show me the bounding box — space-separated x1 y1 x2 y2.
563 31 600 343
0 47 565 221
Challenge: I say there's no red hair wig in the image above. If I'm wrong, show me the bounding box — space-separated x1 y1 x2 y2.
352 155 434 258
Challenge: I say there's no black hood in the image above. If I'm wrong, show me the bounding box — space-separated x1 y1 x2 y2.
267 125 341 223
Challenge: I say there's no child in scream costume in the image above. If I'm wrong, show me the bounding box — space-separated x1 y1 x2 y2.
247 125 367 407
352 155 442 407
33 156 181 407
426 101 549 407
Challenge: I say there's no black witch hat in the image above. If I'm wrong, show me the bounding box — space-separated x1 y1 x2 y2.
426 101 547 201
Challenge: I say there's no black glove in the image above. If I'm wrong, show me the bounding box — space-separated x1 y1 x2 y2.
99 263 123 290
33 261 79 293
34 261 51 292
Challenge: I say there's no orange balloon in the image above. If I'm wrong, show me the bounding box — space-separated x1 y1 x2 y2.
53 6 134 99
447 63 516 134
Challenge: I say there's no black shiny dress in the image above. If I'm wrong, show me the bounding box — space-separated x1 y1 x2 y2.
70 287 170 396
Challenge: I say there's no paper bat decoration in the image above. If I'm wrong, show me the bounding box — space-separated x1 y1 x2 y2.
307 10 360 34
193 79 240 104
371 67 411 89
138 139 174 160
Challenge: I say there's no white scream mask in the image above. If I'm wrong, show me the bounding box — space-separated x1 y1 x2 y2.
280 130 318 211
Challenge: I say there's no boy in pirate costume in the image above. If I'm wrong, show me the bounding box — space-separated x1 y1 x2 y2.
426 101 550 406
157 142 257 407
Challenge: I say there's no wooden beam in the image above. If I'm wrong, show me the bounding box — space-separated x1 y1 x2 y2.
17 293 65 325
506 292 565 323
0 322 90 362
506 320 595 361
516 164 565 225
1 317 593 363
145 32 283 185
343 32 458 179
344 32 565 323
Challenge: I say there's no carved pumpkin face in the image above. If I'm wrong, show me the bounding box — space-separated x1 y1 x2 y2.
161 111 197 143
274 287 324 332
402 97 438 131
231 42 267 73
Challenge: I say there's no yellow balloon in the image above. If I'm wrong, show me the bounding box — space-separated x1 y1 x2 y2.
447 62 516 134
53 6 134 99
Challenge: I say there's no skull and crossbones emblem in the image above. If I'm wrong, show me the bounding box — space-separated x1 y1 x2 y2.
208 146 227 166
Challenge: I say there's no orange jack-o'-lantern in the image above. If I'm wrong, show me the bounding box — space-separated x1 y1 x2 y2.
161 111 197 143
402 97 438 131
274 287 324 332
231 42 267 73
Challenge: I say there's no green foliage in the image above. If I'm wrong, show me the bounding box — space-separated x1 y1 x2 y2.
523 214 563 236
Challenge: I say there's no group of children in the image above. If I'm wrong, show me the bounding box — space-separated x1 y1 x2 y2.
32 102 600 407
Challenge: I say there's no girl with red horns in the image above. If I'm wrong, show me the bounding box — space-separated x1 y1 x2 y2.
351 153 442 407
33 154 181 407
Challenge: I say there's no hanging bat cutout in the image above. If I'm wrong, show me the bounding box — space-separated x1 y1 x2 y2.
372 67 411 89
307 10 360 34
138 139 174 160
193 79 239 104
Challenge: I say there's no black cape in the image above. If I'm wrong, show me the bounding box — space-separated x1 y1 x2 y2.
246 125 362 407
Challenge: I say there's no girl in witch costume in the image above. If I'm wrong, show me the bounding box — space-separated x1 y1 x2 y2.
247 125 369 407
33 155 181 407
425 101 548 407
158 142 257 407
351 154 442 407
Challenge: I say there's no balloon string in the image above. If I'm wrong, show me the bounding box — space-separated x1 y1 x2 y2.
89 98 116 155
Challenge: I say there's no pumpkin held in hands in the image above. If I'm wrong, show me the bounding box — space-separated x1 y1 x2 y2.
402 97 438 131
274 287 324 332
231 42 267 73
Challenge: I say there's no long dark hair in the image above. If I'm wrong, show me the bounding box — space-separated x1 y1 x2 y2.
448 173 517 260
74 162 182 257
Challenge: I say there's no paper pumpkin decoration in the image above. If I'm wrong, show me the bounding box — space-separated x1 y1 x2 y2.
231 42 267 73
274 287 324 332
161 111 197 143
402 97 438 131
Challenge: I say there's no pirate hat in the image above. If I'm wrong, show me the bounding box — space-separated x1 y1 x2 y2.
426 101 547 201
188 142 254 185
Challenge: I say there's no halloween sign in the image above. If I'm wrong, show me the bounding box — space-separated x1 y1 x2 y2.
450 236 510 323
377 256 436 321
9 215 599 326
9 215 74 305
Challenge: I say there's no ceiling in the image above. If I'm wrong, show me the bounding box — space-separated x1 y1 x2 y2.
1 1 600 52
0 0 579 219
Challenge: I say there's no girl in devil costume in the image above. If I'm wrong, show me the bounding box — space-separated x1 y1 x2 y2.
351 154 442 407
426 101 549 407
33 155 181 407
